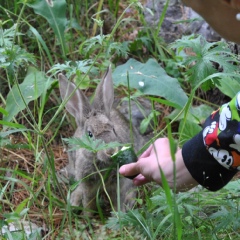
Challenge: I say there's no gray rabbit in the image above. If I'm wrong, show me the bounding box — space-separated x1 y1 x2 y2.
58 66 144 215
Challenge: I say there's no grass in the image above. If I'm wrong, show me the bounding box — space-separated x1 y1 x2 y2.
0 0 240 239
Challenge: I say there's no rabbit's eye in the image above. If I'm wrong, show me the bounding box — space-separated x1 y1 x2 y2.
88 131 93 138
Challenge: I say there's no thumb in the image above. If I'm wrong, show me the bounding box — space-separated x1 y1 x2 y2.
119 162 140 178
139 144 153 158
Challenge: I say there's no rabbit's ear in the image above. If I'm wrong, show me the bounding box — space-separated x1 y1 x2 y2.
58 73 91 124
92 65 114 118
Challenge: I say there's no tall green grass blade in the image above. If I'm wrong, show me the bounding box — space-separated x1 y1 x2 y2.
155 122 182 240
154 0 169 39
167 122 182 240
161 168 183 240
126 71 134 145
15 198 29 215
29 26 54 65
167 122 177 163
0 181 10 200
0 121 26 130
96 187 105 223
160 168 172 209
0 174 35 200
153 213 172 239
0 107 8 116
148 96 180 109
129 210 153 239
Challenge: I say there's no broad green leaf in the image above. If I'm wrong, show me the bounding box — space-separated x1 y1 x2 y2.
3 231 26 240
167 104 214 124
113 58 188 108
28 0 67 57
217 77 240 98
140 110 160 134
179 120 202 145
73 73 90 90
3 67 54 122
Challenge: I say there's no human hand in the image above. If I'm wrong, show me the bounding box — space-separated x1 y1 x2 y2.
119 138 197 191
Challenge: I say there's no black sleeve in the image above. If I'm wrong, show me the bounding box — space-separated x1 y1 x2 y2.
182 131 238 191
182 93 240 191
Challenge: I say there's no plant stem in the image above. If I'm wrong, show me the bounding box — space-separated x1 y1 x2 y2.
91 0 104 37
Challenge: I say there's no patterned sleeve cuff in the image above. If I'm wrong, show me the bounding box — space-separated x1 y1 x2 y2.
182 131 237 191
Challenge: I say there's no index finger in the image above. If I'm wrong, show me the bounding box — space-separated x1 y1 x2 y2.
119 162 141 179
139 144 153 158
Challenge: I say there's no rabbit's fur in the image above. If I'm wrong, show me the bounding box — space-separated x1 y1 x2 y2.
58 66 144 215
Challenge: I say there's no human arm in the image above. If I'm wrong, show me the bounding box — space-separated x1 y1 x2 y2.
119 138 198 191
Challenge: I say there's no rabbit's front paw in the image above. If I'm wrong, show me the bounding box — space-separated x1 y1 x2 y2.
70 189 82 206
120 179 136 212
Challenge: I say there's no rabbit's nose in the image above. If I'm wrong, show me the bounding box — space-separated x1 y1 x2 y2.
106 147 119 157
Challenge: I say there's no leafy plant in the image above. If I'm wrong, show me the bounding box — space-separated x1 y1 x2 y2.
170 35 239 91
0 24 35 77
1 198 42 239
140 110 160 134
48 59 98 78
63 134 125 153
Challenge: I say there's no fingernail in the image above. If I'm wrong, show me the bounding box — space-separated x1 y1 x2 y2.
119 166 125 175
